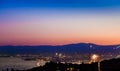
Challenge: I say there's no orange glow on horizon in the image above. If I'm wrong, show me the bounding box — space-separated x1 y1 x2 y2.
0 9 120 46
0 37 120 46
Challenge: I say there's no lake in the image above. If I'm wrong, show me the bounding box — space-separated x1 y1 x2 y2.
0 57 37 71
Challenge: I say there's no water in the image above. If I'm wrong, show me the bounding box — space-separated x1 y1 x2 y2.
0 57 37 71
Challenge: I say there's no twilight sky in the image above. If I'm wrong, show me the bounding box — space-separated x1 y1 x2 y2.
0 0 120 45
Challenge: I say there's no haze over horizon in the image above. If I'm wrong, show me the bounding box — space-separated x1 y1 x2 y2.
0 0 120 46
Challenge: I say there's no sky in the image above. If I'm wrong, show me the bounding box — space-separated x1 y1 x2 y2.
0 0 120 45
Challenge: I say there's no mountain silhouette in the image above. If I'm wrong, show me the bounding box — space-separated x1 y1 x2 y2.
0 43 120 55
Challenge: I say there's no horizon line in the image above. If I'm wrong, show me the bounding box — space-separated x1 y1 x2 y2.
0 42 120 46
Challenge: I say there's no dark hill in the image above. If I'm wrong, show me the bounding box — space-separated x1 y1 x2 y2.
0 43 120 55
14 58 120 71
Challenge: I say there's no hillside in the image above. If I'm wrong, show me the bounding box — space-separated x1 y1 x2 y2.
0 43 120 55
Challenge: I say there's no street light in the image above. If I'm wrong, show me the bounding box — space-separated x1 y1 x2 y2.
91 54 99 62
91 54 100 71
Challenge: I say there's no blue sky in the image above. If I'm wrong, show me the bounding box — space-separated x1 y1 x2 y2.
0 0 120 45
0 0 120 9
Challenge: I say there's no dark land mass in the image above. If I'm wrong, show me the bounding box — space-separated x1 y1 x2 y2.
0 43 120 55
10 58 120 71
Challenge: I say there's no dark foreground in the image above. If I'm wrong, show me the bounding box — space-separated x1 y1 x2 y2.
9 58 120 71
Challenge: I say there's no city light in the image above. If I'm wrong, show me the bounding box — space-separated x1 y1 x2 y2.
91 54 99 62
91 54 100 71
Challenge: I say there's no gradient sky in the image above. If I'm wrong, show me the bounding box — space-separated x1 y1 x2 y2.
0 0 120 45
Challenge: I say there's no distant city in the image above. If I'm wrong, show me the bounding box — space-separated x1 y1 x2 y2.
0 43 120 71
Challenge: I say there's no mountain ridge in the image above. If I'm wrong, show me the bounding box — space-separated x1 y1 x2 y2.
0 43 120 55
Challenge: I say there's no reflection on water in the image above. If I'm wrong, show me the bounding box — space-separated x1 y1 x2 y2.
0 57 37 71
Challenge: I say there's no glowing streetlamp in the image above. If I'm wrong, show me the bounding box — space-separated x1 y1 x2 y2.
91 54 99 62
91 54 100 71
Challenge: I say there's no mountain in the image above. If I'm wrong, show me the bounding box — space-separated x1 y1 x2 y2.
0 43 120 55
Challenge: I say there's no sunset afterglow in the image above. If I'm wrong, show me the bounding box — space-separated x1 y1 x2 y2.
0 0 120 45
